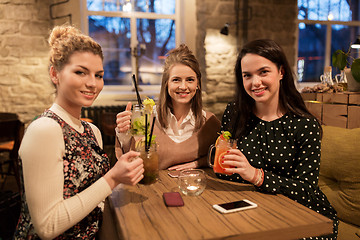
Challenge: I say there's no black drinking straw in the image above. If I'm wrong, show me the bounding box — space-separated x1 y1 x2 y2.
147 116 156 151
132 74 142 106
145 114 148 152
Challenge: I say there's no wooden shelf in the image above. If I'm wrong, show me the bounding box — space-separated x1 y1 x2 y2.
301 92 360 129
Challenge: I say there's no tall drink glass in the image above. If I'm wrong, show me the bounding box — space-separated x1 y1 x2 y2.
136 140 159 185
130 104 153 142
130 104 145 139
208 138 237 174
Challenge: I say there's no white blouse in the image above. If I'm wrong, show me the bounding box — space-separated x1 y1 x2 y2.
161 109 206 143
116 108 206 145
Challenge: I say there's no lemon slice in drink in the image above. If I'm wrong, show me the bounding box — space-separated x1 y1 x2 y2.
143 97 155 113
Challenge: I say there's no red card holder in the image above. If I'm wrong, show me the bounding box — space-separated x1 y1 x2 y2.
163 192 184 207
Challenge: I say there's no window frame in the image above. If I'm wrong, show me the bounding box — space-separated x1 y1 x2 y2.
80 0 183 99
296 15 360 88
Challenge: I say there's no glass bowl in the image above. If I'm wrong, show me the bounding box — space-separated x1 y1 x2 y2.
178 169 207 196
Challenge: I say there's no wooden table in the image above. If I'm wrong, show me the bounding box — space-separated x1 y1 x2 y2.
108 169 333 240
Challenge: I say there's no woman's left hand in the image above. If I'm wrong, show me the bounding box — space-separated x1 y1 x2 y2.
222 149 256 183
168 161 198 171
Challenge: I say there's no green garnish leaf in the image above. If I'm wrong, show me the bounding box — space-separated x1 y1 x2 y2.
221 131 232 140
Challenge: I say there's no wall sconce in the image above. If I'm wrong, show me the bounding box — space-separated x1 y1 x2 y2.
220 22 238 36
219 4 252 37
219 0 252 48
220 23 230 35
351 35 360 49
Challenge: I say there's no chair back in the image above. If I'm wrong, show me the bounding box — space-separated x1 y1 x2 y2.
0 113 25 190
101 112 117 137
0 113 24 159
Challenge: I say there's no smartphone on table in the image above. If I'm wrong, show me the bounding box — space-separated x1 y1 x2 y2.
168 170 180 178
213 199 257 214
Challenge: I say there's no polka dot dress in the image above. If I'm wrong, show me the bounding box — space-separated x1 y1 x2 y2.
217 102 338 239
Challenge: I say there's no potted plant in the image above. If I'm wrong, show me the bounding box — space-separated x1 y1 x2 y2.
332 49 360 92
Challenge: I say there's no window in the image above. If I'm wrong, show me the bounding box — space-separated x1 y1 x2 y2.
82 0 179 89
297 0 360 82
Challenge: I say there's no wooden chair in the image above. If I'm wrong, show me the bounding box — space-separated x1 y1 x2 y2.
0 113 24 191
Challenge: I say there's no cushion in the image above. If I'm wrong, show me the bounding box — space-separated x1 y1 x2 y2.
319 126 360 227
336 221 360 240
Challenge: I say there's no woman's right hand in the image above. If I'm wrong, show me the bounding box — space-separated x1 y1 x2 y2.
104 150 144 189
222 148 257 183
116 102 132 133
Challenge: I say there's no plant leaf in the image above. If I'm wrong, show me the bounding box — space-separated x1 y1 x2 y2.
332 50 347 70
351 58 360 83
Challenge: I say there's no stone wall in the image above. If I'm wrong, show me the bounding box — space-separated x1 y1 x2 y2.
0 0 298 124
0 0 53 123
197 0 298 119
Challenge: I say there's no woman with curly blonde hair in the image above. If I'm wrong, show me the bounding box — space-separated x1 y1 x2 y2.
14 25 144 239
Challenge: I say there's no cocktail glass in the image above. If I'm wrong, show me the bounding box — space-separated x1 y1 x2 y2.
130 104 145 136
136 140 159 185
130 104 152 142
208 138 237 174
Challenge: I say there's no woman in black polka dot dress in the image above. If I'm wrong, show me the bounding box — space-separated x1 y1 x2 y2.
218 39 338 239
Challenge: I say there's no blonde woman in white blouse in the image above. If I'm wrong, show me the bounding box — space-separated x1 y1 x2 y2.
115 44 220 170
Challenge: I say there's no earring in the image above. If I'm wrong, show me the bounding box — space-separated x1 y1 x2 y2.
196 86 199 90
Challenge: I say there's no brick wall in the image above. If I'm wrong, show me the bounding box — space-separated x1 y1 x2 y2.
0 0 53 123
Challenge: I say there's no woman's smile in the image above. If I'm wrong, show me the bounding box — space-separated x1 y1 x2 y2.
252 87 267 96
176 91 191 97
81 91 96 97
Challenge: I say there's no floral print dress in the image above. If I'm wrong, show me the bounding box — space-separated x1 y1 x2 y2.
14 110 110 239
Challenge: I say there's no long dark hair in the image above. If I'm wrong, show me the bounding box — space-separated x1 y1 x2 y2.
231 39 321 138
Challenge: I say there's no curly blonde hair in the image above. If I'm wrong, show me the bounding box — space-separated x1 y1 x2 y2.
48 25 103 72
